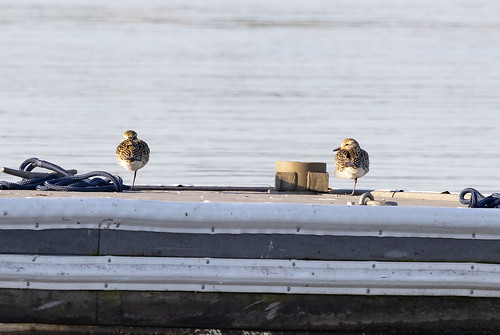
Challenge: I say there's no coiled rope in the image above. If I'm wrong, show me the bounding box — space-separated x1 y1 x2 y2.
459 188 500 208
0 158 127 192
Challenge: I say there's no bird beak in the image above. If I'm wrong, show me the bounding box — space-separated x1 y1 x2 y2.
333 147 340 152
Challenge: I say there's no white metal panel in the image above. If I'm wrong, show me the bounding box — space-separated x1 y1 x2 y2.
0 197 499 239
2 255 500 297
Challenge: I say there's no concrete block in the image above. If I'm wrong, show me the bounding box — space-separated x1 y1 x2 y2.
275 161 327 192
275 172 297 191
307 172 329 193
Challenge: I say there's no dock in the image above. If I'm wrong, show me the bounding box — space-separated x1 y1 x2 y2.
0 187 498 334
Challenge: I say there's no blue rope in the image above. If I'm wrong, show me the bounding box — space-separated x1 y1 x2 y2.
0 158 128 192
459 188 500 208
20 157 72 177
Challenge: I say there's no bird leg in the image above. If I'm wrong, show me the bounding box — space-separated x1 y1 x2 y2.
350 178 358 196
132 171 137 190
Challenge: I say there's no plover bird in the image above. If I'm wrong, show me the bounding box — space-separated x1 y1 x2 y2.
116 130 150 190
333 138 369 195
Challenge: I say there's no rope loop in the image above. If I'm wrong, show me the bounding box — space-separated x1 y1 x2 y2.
19 158 72 177
459 188 500 208
1 158 128 192
41 171 124 192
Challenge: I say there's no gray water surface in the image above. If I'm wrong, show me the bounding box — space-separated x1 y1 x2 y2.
1 0 500 193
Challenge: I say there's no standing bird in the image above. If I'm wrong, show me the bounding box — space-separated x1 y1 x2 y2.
333 138 369 195
116 130 150 190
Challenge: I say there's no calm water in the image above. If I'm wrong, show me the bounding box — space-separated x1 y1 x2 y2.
1 0 500 194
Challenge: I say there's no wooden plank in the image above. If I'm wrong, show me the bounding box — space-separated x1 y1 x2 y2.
0 226 500 263
100 230 500 263
0 290 96 325
1 290 500 332
2 289 500 332
0 229 99 255
0 323 299 335
0 228 499 263
96 291 500 332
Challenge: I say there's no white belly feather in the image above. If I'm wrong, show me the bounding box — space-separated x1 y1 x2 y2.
118 160 146 172
335 166 368 180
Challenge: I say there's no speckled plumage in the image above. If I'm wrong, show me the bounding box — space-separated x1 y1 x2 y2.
116 130 150 190
333 138 369 195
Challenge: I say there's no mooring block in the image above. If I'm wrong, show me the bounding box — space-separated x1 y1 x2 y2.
275 172 298 191
307 172 329 193
275 161 329 192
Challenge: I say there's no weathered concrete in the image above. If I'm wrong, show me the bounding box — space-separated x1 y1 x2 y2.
275 161 328 192
306 171 329 193
0 188 463 208
274 172 297 191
